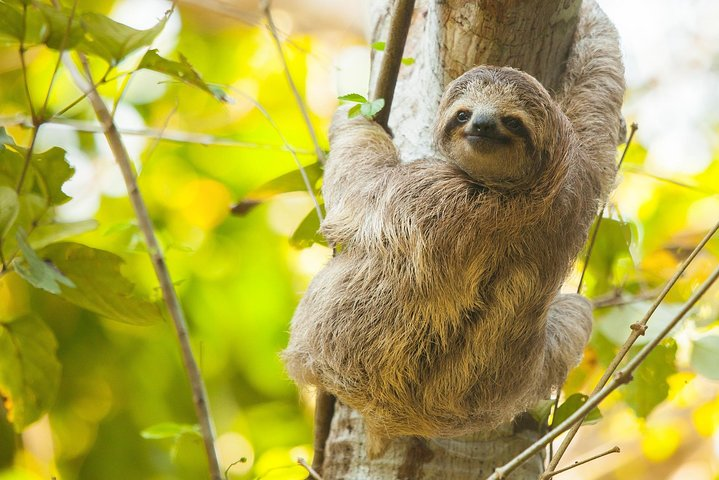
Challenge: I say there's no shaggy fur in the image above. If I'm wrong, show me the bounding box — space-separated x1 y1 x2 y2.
283 0 624 446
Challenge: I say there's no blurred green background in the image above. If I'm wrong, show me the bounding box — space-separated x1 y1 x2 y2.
0 0 718 479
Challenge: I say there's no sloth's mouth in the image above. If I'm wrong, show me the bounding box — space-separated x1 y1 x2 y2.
465 132 511 146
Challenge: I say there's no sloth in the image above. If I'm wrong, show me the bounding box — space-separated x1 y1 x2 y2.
283 0 624 449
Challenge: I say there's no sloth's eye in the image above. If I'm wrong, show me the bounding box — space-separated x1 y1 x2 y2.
502 116 525 133
456 111 471 123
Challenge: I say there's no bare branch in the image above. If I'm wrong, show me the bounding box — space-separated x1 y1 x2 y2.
60 51 223 480
298 457 324 480
544 215 719 475
488 262 719 480
261 0 326 165
371 0 416 132
0 115 314 154
542 446 619 479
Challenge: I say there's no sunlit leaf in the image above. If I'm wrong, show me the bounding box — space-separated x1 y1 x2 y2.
337 93 367 103
360 98 385 119
0 186 19 238
401 57 415 65
552 393 602 427
36 3 84 50
290 207 326 249
583 217 633 295
597 302 682 347
371 41 385 51
40 242 163 325
0 315 61 431
28 219 99 250
139 49 229 102
232 163 323 216
690 334 719 380
623 339 677 418
347 104 362 118
79 11 168 65
530 399 553 426
13 230 75 295
0 2 23 41
27 147 74 206
141 422 200 440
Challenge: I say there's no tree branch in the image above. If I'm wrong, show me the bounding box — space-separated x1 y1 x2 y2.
543 215 719 476
371 0 416 132
261 0 326 165
542 446 619 479
488 262 719 480
61 52 223 480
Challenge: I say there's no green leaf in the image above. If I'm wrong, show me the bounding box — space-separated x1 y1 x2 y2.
40 242 163 326
401 57 415 65
28 147 74 206
690 334 719 380
0 186 19 238
28 219 99 250
0 2 23 41
290 207 326 249
79 11 168 65
36 3 84 50
584 217 633 295
597 302 682 347
337 93 367 103
138 49 229 102
0 127 15 148
347 104 362 118
371 41 385 51
622 339 677 418
552 393 602 427
0 315 61 431
13 230 75 295
232 163 323 215
360 98 385 119
530 399 554 426
141 422 200 440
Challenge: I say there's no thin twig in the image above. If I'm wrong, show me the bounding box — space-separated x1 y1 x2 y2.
576 123 638 294
543 215 719 476
61 51 222 480
542 446 619 479
488 262 719 480
226 87 323 223
41 0 80 118
0 116 314 154
371 0 416 132
261 0 326 165
18 2 36 123
298 457 324 480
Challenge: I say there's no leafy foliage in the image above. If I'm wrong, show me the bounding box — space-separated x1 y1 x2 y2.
0 314 61 432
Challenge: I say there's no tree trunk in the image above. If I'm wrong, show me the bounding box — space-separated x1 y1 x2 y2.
321 0 582 478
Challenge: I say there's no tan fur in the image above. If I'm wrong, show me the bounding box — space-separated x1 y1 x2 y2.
283 0 624 446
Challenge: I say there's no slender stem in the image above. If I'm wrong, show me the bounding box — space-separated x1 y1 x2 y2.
576 123 638 294
15 127 39 194
2 115 314 154
42 0 80 118
62 52 222 480
543 215 719 476
371 0 416 133
261 0 326 165
488 263 719 480
19 3 37 123
542 446 619 478
227 87 323 223
298 457 324 480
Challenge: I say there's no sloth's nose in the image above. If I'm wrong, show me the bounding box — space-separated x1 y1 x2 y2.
469 113 499 135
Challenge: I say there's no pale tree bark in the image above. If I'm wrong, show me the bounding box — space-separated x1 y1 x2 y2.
322 1 582 478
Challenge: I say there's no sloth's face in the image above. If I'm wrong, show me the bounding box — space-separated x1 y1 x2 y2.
434 66 553 189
